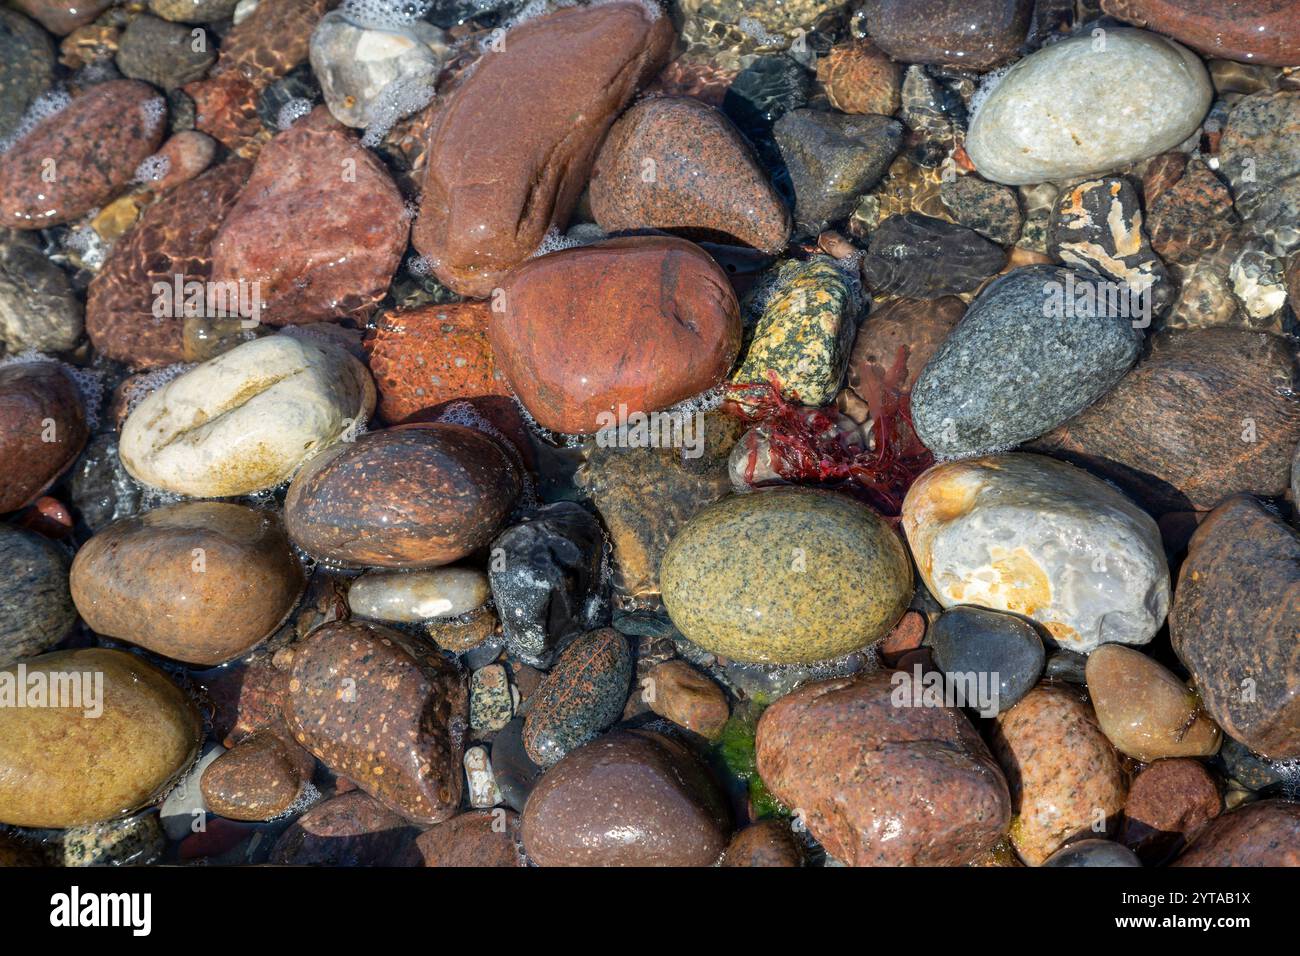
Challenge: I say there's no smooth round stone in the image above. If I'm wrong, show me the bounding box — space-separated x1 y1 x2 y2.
926 606 1044 714
348 567 490 623
720 820 804 867
590 96 790 254
0 648 201 828
119 334 375 498
149 0 241 22
1102 0 1300 67
70 501 305 666
902 454 1170 654
270 790 421 866
285 424 520 569
116 14 216 90
817 38 901 117
200 731 313 821
910 265 1142 458
415 810 525 867
521 729 731 867
58 813 167 867
1172 801 1300 866
860 0 1032 71
0 80 166 229
1121 758 1222 863
522 629 632 768
1086 643 1221 762
661 487 913 665
859 213 1007 299
1041 839 1142 867
0 227 83 353
991 682 1127 865
11 0 112 35
0 360 88 514
0 524 74 666
966 28 1212 186
0 8 54 143
646 660 730 740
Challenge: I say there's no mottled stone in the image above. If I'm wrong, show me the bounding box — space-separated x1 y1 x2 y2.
1041 839 1141 867
1048 177 1171 313
270 790 421 866
1102 0 1300 67
522 729 731 866
58 814 167 867
1147 157 1239 267
365 302 508 426
469 664 512 733
966 29 1212 186
0 80 166 229
991 682 1127 865
910 265 1141 458
209 107 407 325
150 0 240 22
117 14 216 90
0 361 88 514
348 567 489 624
416 810 525 867
71 501 305 666
1171 495 1300 759
285 620 467 825
524 630 631 767
860 0 1032 71
1173 800 1300 866
817 39 900 117
731 256 859 406
903 454 1170 654
493 236 739 434
0 648 201 828
940 175 1023 246
120 334 376 497
1033 329 1300 512
1086 644 1222 762
0 524 74 666
662 488 913 664
11 0 112 35
773 110 903 236
647 660 729 739
720 819 804 867
427 607 499 655
1218 91 1300 231
201 730 314 821
756 671 1011 865
846 296 965 404
285 424 519 569
590 96 789 254
861 213 1007 299
463 744 502 807
0 9 54 143
412 2 674 297
1121 758 1221 864
488 502 607 668
926 606 1044 714
0 229 82 354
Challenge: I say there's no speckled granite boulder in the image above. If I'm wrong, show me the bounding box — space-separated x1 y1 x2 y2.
756 671 1011 866
590 96 789 254
910 265 1142 458
991 682 1127 865
1173 801 1300 866
1171 495 1300 759
284 620 467 825
902 454 1169 654
966 29 1211 186
0 524 74 666
661 488 912 664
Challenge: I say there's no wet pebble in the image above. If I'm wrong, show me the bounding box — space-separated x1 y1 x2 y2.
416 810 524 867
0 524 75 666
270 790 422 866
646 660 730 740
523 629 631 768
348 566 490 624
0 8 54 143
0 360 88 514
201 731 315 821
926 606 1044 714
116 14 216 90
860 213 1007 298
1121 758 1222 864
1041 839 1142 867
721 819 804 867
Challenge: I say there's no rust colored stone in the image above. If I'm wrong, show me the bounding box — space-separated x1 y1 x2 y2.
412 2 675 297
0 361 87 514
860 0 1033 71
284 620 467 826
270 790 422 866
0 80 165 229
817 39 901 116
755 671 1011 866
1103 0 1300 67
285 424 520 569
209 107 408 326
646 660 730 740
492 236 741 434
877 609 927 666
87 159 252 367
523 629 632 767
1147 156 1239 266
721 820 804 867
70 501 305 666
201 730 315 821
847 295 966 398
11 0 111 35
1173 800 1300 866
365 302 509 425
589 96 790 254
416 811 525 867
1120 758 1221 864
1140 151 1188 206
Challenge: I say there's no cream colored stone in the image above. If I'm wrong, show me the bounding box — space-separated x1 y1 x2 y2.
120 334 375 498
901 453 1169 654
967 29 1212 186
347 566 490 623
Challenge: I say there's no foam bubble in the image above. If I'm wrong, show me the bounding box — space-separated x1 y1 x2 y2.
0 87 71 154
140 96 168 133
132 153 171 184
360 74 437 148
341 0 432 30
276 97 314 131
968 62 1015 123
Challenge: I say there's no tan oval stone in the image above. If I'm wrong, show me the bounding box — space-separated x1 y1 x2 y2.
347 566 490 623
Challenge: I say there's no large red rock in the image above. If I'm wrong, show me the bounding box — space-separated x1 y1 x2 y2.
492 236 741 434
755 671 1011 866
412 2 675 297
1102 0 1300 67
87 159 252 367
0 361 87 514
208 107 407 326
1121 759 1221 864
1173 801 1300 866
0 80 166 229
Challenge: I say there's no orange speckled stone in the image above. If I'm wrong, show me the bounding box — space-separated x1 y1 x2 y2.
285 620 467 826
201 730 315 821
365 302 509 425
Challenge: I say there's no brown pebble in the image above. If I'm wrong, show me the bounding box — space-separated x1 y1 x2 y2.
721 820 804 867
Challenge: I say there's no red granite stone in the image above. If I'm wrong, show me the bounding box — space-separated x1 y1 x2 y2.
1103 0 1300 67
